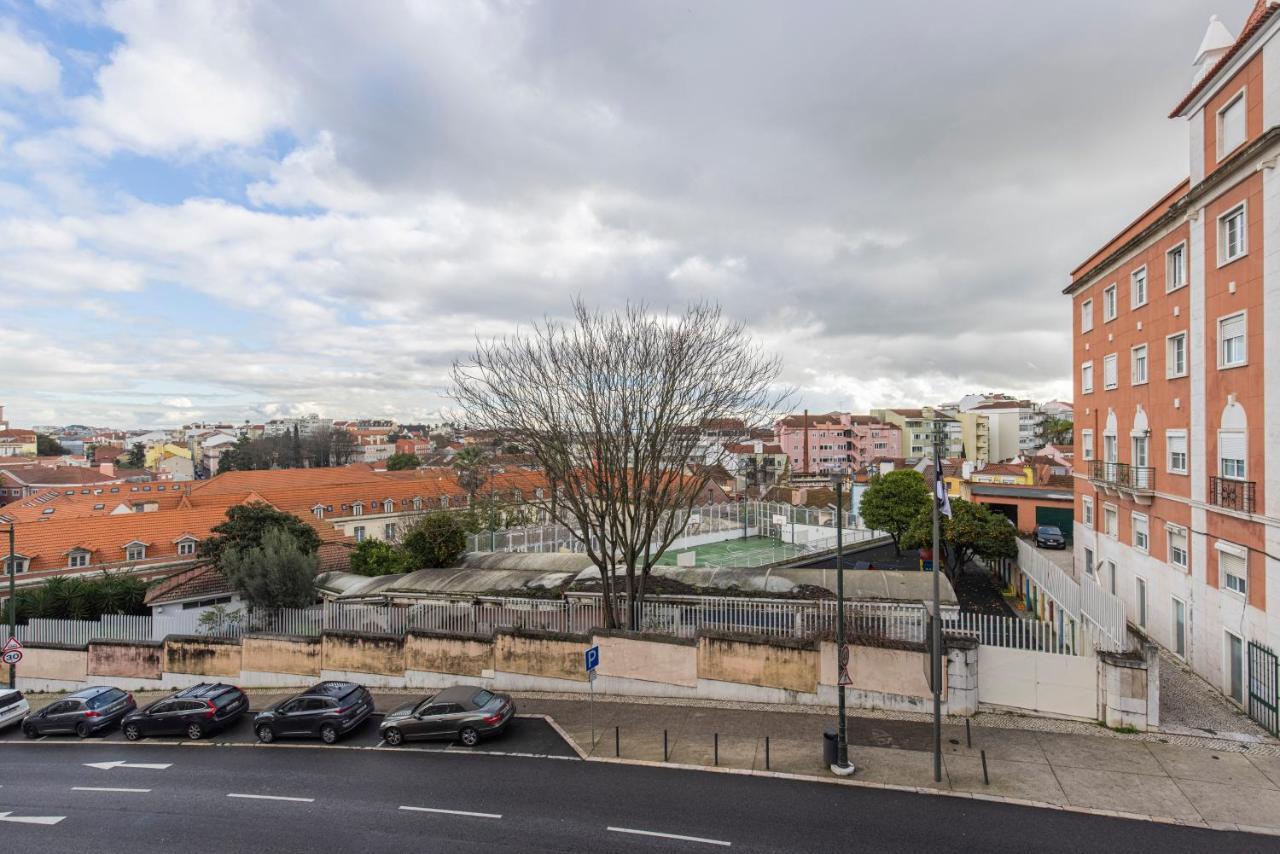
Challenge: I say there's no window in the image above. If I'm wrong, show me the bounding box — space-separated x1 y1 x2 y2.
1083 547 1095 578
1103 504 1118 537
1166 332 1187 378
1081 361 1094 394
1132 434 1149 468
1132 513 1149 553
1166 243 1186 291
1219 312 1246 367
1081 428 1094 461
1103 284 1118 321
1168 525 1188 570
1131 344 1148 385
1218 203 1247 264
1218 92 1246 159
1081 299 1094 333
126 544 146 561
352 502 364 517
412 497 422 511
1135 577 1147 629
383 499 394 513
1130 266 1147 308
1218 544 1247 596
353 526 366 543
1103 354 1118 390
1166 430 1188 474
1103 432 1118 463
1219 429 1246 480
3 556 28 574
384 523 396 540
313 506 324 520
1172 597 1187 657
1082 495 1094 528
177 539 196 556
68 550 89 568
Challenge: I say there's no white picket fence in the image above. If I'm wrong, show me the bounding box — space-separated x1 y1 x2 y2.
1007 539 1128 650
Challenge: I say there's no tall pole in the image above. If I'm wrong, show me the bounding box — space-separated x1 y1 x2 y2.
832 474 852 774
7 523 15 689
931 426 943 783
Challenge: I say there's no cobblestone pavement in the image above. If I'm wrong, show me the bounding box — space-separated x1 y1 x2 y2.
1158 649 1274 742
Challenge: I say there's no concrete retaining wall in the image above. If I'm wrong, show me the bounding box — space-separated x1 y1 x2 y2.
163 636 242 678
697 633 818 694
242 634 322 681
405 631 493 678
494 630 589 683
322 631 404 676
14 645 89 693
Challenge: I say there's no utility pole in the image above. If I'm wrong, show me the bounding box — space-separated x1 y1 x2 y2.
831 473 853 775
7 523 15 689
931 425 943 783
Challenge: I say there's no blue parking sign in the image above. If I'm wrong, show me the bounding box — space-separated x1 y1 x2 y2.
585 645 600 672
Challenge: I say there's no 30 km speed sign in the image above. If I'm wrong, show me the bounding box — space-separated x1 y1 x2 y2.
2 649 20 665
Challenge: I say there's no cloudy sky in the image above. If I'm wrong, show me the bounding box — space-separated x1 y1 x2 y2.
0 0 1255 428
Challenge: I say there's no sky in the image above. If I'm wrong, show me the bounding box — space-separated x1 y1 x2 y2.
0 0 1257 429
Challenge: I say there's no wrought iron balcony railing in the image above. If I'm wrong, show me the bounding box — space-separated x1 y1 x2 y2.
1209 476 1256 513
1088 460 1154 493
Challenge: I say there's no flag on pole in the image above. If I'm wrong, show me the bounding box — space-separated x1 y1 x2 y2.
936 477 952 518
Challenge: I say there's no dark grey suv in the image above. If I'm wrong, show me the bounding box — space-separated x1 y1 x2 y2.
379 686 515 747
23 686 136 738
253 681 373 744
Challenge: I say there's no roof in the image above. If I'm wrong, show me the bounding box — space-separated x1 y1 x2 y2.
775 412 846 428
0 464 128 487
1170 3 1280 117
968 484 1073 501
144 563 228 605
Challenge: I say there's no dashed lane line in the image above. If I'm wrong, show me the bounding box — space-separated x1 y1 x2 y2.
607 826 731 847
71 786 151 793
226 793 314 803
399 805 502 819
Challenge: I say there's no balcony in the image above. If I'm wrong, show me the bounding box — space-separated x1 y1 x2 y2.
1088 460 1154 504
1209 476 1256 514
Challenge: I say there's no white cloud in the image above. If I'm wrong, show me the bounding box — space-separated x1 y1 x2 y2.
0 21 60 94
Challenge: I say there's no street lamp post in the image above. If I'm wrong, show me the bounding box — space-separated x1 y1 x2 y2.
931 427 944 783
6 523 15 689
831 473 854 775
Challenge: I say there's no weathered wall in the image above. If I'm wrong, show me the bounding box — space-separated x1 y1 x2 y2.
405 631 493 677
163 636 242 678
595 632 697 688
242 634 322 678
494 630 589 682
1098 644 1159 731
88 639 162 680
17 645 88 685
697 633 818 693
322 631 404 676
818 640 936 699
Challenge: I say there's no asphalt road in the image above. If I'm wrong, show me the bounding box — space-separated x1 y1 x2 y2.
0 730 1274 852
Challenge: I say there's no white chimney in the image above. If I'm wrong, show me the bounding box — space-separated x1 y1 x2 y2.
1193 15 1236 84
99 462 115 477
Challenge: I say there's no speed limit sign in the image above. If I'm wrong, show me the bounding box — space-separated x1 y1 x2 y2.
837 643 852 686
2 649 20 665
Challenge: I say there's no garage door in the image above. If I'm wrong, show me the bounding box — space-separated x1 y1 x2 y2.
1035 506 1074 542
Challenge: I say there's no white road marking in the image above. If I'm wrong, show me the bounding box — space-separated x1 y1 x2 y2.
607 827 731 847
0 811 65 825
399 805 502 819
84 760 172 770
227 793 314 803
72 786 151 793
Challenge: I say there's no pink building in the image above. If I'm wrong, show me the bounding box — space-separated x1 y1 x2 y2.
774 412 901 475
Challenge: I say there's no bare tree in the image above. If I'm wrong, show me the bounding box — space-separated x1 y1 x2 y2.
451 300 790 629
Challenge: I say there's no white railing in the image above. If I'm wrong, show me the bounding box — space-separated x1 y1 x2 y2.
945 611 1098 656
1000 540 1127 651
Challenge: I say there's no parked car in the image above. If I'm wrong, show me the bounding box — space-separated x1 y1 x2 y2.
253 681 373 744
1035 525 1067 549
121 683 249 741
0 688 30 731
379 685 515 747
22 686 136 738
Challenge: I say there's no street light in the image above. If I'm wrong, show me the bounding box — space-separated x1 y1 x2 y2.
830 472 854 776
930 427 944 783
5 522 14 689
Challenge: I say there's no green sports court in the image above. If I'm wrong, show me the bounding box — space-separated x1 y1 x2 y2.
654 535 809 568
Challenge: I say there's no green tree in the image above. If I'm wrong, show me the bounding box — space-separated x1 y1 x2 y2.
216 450 236 474
858 469 931 555
199 502 321 564
1036 416 1074 447
220 525 318 609
349 538 410 576
452 446 489 502
400 513 467 569
126 442 145 468
385 452 421 471
904 498 1017 577
37 433 68 456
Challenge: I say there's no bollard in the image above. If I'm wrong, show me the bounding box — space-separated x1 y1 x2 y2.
663 729 668 762
615 726 620 758
765 736 770 771
966 719 971 749
714 733 719 766
981 749 989 785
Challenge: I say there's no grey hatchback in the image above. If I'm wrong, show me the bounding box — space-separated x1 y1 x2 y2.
23 686 136 738
379 686 515 747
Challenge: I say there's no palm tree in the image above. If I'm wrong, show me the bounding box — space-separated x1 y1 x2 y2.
452 446 490 504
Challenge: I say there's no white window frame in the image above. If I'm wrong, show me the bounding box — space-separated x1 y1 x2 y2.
125 544 146 562
1166 429 1188 475
1216 541 1248 598
1165 242 1186 292
1218 311 1247 368
1219 430 1247 480
1172 596 1187 658
1081 361 1094 395
1083 546 1095 578
1167 524 1188 571
1103 354 1118 390
68 550 89 569
1130 344 1148 385
1103 284 1118 321
1166 331 1187 378
1081 299 1094 333
1216 89 1246 161
1130 266 1148 308
1080 428 1094 461
1131 512 1149 553
1082 495 1094 528
1135 576 1147 629
353 525 366 543
1217 202 1247 266
1103 504 1118 538
177 539 196 557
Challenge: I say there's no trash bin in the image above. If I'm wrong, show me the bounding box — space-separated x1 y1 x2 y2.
822 729 838 766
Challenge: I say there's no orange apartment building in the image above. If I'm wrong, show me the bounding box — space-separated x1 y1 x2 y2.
1066 4 1280 709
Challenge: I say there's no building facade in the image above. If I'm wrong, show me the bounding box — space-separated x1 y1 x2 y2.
1066 3 1280 708
774 412 900 475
